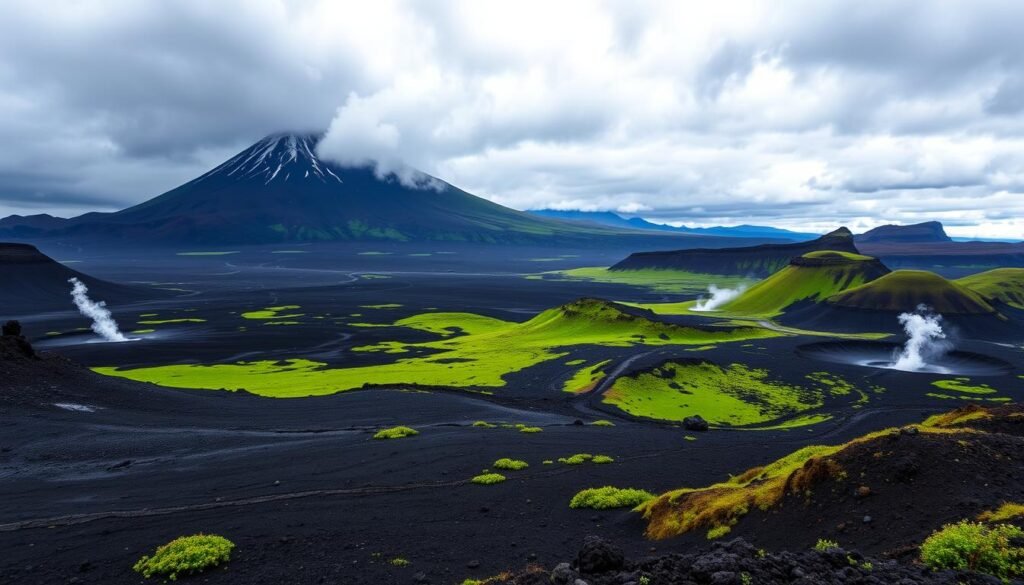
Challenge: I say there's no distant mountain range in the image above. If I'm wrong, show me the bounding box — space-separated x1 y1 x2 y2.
611 227 859 277
528 209 818 241
0 133 770 249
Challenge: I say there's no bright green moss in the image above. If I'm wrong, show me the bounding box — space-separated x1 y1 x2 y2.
96 299 778 398
563 360 610 394
707 525 732 540
979 503 1024 523
603 361 824 426
814 539 840 552
472 421 496 428
569 487 655 510
131 329 156 334
133 534 234 580
591 420 616 427
592 455 614 464
518 426 543 433
390 557 411 567
471 473 506 485
241 305 303 320
373 426 418 440
493 458 529 470
920 521 1024 580
932 378 998 395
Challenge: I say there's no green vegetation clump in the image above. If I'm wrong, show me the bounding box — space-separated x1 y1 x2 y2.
133 534 234 580
471 473 507 485
707 525 732 540
931 378 998 395
241 305 304 320
569 487 655 510
373 426 419 440
472 421 496 428
390 557 411 567
979 503 1024 523
603 361 825 427
518 426 542 433
559 453 593 465
814 539 840 552
592 455 614 464
493 458 529 471
920 521 1024 580
591 419 616 427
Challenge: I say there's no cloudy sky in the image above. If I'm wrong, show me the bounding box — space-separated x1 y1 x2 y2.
2 1 1023 238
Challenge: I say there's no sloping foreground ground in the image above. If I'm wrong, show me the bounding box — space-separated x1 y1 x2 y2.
640 404 1024 554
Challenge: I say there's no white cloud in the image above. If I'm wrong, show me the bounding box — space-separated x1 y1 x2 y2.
0 0 1023 238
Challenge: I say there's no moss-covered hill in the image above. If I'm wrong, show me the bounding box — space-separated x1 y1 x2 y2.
639 403 1024 554
957 268 1024 309
827 269 996 314
720 250 890 317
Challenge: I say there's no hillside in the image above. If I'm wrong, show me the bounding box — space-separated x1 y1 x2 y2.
827 270 995 314
0 243 164 315
957 268 1024 309
609 227 858 277
638 404 1024 557
0 133 763 248
719 250 891 317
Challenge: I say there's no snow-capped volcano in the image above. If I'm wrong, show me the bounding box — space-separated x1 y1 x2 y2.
3 132 671 245
201 133 343 186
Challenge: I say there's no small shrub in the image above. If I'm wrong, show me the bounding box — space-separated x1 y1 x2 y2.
472 421 496 428
978 502 1024 523
519 426 543 433
638 576 650 585
471 473 507 485
569 487 655 510
133 534 234 580
558 453 593 465
814 539 840 552
493 458 528 471
390 557 410 567
920 521 1024 580
592 455 614 464
373 426 418 440
591 420 615 427
542 460 554 465
707 525 732 540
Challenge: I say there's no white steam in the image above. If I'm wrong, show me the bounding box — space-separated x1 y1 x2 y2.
692 284 747 312
68 277 128 342
890 304 950 371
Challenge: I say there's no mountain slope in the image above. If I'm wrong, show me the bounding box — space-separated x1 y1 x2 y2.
0 243 164 315
0 133 767 248
610 227 859 277
855 221 952 244
720 251 891 317
957 268 1024 309
827 270 995 314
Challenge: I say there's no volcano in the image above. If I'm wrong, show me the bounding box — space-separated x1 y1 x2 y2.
0 133 759 247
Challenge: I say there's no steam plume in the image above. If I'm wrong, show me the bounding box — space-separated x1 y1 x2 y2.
68 277 128 342
692 284 747 312
891 304 949 371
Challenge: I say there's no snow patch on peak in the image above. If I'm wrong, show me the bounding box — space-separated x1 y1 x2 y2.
206 133 341 185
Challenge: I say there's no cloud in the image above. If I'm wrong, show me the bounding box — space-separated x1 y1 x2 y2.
0 0 1023 238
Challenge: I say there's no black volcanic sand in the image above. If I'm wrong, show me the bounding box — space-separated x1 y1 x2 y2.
3 246 1024 584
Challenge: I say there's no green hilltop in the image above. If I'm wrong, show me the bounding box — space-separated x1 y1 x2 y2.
828 270 995 314
956 268 1024 309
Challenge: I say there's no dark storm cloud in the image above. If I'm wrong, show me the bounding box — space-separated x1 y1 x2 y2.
0 1 1022 238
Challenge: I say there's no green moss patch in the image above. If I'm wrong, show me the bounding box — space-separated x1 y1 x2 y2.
373 426 419 440
241 305 304 320
603 361 829 427
97 299 778 398
493 458 529 470
563 360 610 394
535 267 751 294
133 534 234 580
471 473 506 485
957 268 1024 309
932 378 998 395
570 487 654 509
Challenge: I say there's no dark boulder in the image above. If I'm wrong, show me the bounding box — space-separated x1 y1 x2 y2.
684 415 709 432
575 536 624 574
